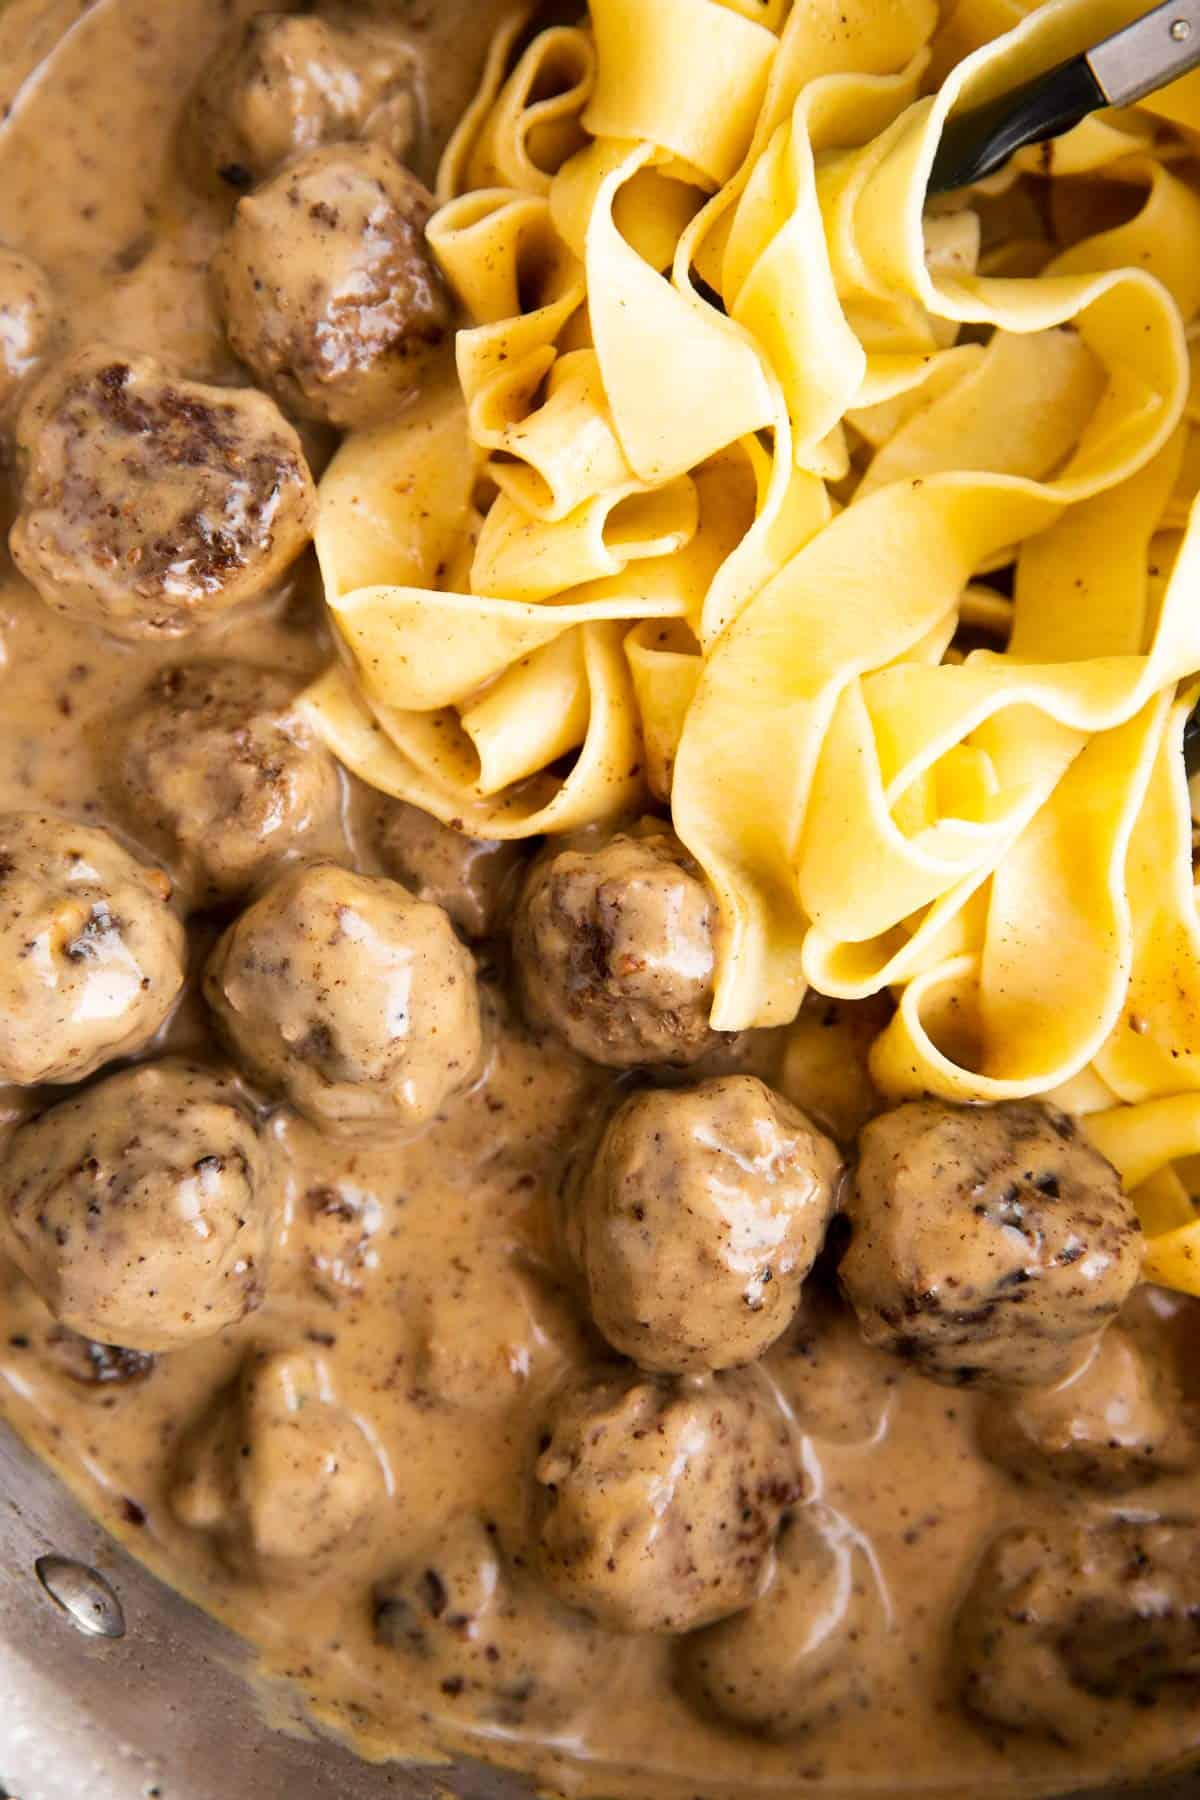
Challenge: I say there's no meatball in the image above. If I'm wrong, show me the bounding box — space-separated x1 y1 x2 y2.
681 1507 877 1738
204 862 484 1135
0 811 184 1086
114 661 342 907
373 797 524 942
215 143 451 430
0 1059 271 1352
0 247 55 418
374 1514 616 1731
978 1326 1196 1492
183 11 417 195
172 1348 382 1569
9 347 315 640
514 827 734 1069
571 1076 842 1373
533 1364 802 1634
839 1100 1142 1388
957 1519 1200 1745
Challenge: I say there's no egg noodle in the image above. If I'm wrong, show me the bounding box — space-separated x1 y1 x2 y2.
302 0 1200 1293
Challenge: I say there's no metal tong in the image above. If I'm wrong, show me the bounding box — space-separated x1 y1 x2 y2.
927 0 1200 192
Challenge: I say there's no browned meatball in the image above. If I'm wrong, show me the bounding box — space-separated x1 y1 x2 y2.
571 1076 842 1373
9 347 315 640
978 1326 1196 1492
373 797 525 941
514 827 734 1069
172 1347 382 1570
957 1519 1200 1745
215 143 450 430
533 1364 802 1634
374 1514 617 1731
681 1506 878 1738
0 247 56 418
0 1060 271 1352
183 11 417 195
0 811 184 1086
839 1100 1142 1388
204 862 483 1135
114 661 342 907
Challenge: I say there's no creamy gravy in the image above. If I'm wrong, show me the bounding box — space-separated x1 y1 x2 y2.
0 6 1198 1798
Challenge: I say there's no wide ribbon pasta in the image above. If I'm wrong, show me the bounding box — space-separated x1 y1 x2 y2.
303 0 1200 1286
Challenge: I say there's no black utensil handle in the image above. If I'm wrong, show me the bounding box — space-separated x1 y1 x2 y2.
926 54 1106 194
1183 701 1200 776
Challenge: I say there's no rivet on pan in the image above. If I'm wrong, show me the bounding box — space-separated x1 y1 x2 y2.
1171 17 1191 40
34 1555 126 1639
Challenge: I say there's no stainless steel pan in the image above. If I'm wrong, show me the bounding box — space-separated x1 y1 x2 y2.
0 1419 536 1800
3 1413 1198 1799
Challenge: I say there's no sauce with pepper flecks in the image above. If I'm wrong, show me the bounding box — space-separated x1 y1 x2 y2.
0 6 1199 1798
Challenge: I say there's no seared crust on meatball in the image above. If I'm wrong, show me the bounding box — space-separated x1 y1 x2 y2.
374 1514 617 1730
183 11 417 195
977 1327 1196 1492
514 827 733 1069
114 661 341 907
957 1519 1200 1745
681 1506 877 1738
839 1100 1142 1388
216 143 450 429
0 247 56 418
533 1364 802 1634
0 1059 271 1352
0 811 185 1086
43 1327 156 1390
373 797 524 941
572 1076 842 1373
172 1347 382 1570
204 862 483 1135
10 347 315 639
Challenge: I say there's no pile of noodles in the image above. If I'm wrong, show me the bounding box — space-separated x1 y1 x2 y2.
303 0 1200 1292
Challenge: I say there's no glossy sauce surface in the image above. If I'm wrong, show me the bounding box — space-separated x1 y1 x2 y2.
0 7 1198 1798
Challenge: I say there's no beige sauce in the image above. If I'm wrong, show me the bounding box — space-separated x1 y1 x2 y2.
0 7 1198 1799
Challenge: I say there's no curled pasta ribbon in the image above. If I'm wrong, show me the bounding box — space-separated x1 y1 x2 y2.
303 0 1200 1241
673 0 1199 1092
436 11 591 203
301 379 659 835
305 0 924 836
